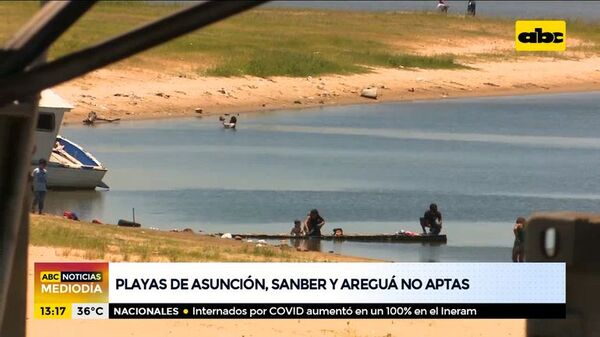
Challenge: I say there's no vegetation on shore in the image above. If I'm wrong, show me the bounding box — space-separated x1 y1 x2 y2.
0 2 499 76
30 215 367 262
1 2 598 76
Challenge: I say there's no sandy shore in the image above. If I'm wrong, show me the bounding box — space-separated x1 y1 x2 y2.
54 55 600 125
27 246 525 337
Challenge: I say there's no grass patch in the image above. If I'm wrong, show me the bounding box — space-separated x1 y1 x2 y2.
0 2 493 76
1 2 597 77
207 50 464 77
206 50 360 77
568 19 600 52
362 52 466 69
30 221 110 254
29 215 366 262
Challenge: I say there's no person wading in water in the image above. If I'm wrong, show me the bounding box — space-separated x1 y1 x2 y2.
512 217 526 262
304 209 326 237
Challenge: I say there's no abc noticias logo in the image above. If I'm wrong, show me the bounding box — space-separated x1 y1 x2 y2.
40 271 104 294
515 20 566 51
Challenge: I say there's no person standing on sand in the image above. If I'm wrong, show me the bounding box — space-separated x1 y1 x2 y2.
467 0 476 16
512 217 526 262
32 159 48 215
304 209 325 237
437 0 449 13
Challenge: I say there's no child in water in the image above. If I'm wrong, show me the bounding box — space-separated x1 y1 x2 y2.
290 220 304 236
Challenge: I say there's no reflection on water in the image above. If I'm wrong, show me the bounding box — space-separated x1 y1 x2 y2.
419 243 442 263
53 92 600 262
269 239 506 262
289 238 304 250
288 237 323 252
305 237 322 252
288 237 440 262
249 125 600 150
45 190 105 219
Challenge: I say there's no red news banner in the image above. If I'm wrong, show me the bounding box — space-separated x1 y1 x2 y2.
34 262 565 319
35 262 109 319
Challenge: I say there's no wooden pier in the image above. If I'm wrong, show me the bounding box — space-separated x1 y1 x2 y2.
228 233 447 244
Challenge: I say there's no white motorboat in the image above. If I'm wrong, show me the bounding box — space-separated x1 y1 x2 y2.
48 136 109 189
32 89 109 189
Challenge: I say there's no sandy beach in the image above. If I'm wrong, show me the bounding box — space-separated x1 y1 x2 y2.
55 55 600 124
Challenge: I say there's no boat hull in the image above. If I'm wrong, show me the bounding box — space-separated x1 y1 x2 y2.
45 164 107 190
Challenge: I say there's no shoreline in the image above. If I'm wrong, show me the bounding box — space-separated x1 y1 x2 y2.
29 214 378 263
55 56 600 125
63 85 600 125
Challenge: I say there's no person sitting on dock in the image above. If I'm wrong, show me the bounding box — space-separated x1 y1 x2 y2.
420 203 442 235
304 209 326 237
290 219 304 236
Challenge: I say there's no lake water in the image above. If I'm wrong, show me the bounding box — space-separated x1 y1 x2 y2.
164 1 600 21
268 1 600 21
46 91 600 262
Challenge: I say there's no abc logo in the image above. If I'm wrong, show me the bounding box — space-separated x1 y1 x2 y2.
518 28 563 44
40 271 61 283
515 20 566 51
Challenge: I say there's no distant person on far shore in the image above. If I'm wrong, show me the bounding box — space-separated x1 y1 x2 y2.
421 203 442 235
31 159 48 215
437 0 449 13
290 219 305 236
467 0 476 16
304 209 325 237
512 217 526 262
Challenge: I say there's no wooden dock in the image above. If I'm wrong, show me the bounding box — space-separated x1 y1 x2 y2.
228 233 447 244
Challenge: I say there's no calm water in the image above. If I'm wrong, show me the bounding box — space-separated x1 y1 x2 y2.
269 1 600 21
164 1 600 21
47 92 600 261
